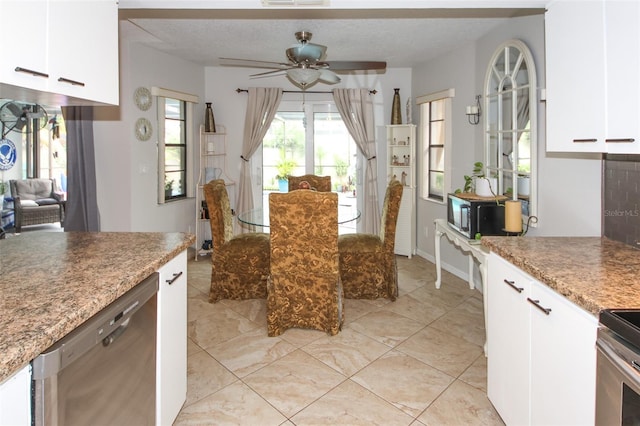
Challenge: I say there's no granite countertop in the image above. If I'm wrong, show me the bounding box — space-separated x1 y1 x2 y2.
481 236 640 316
0 231 195 383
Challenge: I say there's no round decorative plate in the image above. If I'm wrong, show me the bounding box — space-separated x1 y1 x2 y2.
135 118 152 141
134 87 152 111
0 138 17 170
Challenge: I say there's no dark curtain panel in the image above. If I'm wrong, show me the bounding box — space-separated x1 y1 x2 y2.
61 106 100 231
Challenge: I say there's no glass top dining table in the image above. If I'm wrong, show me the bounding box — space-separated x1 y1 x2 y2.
237 203 361 228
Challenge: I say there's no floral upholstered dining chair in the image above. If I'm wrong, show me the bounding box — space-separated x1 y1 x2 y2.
338 179 403 300
204 179 270 303
287 175 332 192
267 190 343 336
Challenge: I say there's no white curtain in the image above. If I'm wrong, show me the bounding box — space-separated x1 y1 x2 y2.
236 87 283 224
332 88 380 235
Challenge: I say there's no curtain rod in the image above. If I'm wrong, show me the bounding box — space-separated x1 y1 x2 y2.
236 88 377 95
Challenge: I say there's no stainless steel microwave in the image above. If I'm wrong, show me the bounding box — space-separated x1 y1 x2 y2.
446 193 507 239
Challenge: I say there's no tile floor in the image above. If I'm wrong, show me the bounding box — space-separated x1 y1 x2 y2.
176 252 505 425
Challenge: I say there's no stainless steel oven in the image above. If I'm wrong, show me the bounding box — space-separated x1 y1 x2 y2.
596 309 640 425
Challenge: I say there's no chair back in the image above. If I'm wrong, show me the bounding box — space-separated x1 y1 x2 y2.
288 175 332 192
203 179 233 250
268 190 341 334
10 178 57 200
379 179 403 253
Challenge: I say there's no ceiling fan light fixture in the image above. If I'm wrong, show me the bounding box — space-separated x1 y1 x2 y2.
286 68 321 87
261 0 329 6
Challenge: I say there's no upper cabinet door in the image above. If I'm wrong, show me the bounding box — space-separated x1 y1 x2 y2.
48 0 119 105
545 0 607 152
546 0 639 153
0 1 50 93
605 0 639 154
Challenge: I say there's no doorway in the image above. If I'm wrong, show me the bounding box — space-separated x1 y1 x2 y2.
259 100 359 234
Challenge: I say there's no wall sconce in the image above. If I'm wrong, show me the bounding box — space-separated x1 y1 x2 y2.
466 94 481 125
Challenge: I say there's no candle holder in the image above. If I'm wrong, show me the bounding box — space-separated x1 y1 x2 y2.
466 94 481 125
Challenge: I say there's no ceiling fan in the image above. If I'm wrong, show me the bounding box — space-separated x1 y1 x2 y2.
220 31 386 89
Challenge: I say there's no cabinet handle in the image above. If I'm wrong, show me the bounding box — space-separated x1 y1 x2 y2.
572 139 598 143
606 138 635 143
14 66 49 78
503 279 524 293
58 77 85 87
527 297 552 315
166 271 183 285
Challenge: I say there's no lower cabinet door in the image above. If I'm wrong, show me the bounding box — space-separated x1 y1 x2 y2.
157 250 188 425
487 253 531 426
529 281 598 426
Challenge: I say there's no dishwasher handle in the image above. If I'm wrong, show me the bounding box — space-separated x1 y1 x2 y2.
102 318 131 347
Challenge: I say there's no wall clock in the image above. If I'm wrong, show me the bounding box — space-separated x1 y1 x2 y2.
135 118 152 141
134 87 152 111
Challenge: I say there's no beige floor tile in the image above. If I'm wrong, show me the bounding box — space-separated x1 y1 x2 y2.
302 327 391 376
187 306 260 350
396 326 483 377
429 296 486 347
220 298 268 327
459 353 488 392
187 338 204 357
278 327 326 347
243 349 346 417
342 298 380 324
382 293 448 326
348 309 424 347
187 291 216 322
351 350 455 418
174 381 287 426
409 283 473 311
291 379 414 426
417 380 504 426
205 327 297 378
185 350 238 407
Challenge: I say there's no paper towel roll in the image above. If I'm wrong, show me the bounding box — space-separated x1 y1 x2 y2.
505 200 523 233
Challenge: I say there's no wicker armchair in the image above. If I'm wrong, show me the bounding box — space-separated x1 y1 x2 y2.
204 180 270 303
288 175 332 192
267 190 343 336
337 179 403 300
10 179 64 233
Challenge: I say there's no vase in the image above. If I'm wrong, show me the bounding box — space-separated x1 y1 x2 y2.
204 102 216 133
391 88 402 125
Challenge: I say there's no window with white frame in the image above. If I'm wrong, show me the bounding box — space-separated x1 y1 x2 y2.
418 89 454 202
153 87 198 204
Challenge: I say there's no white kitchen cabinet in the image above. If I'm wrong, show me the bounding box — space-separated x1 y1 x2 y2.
487 252 597 426
386 124 416 257
546 0 639 153
0 0 119 106
156 250 187 425
0 365 31 426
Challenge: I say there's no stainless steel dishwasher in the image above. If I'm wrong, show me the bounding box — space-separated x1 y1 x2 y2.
32 272 158 426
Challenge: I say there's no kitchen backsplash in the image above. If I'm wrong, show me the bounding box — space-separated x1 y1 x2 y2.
603 154 640 249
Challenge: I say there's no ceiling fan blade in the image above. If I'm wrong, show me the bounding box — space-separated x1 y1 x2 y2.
323 61 387 71
250 69 290 78
219 57 290 69
318 69 341 84
286 43 327 63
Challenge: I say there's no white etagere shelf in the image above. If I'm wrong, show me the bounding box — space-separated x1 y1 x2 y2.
195 124 236 260
386 124 416 257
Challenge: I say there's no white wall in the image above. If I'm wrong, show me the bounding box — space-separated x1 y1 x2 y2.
93 22 205 233
412 14 602 283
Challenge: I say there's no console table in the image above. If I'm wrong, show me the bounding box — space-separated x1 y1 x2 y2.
434 218 489 354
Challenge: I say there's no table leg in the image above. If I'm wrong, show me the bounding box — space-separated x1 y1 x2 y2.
479 259 489 357
435 227 443 289
467 255 475 290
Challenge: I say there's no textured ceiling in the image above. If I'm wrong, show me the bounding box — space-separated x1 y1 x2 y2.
121 7 544 70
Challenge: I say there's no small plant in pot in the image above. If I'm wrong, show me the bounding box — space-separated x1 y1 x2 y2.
275 159 296 192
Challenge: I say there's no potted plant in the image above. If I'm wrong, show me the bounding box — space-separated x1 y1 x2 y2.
164 177 174 198
275 159 296 192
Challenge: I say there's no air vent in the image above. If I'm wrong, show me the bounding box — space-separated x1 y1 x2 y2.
261 0 329 6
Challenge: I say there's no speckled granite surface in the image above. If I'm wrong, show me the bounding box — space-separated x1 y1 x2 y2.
482 236 640 317
0 232 195 383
